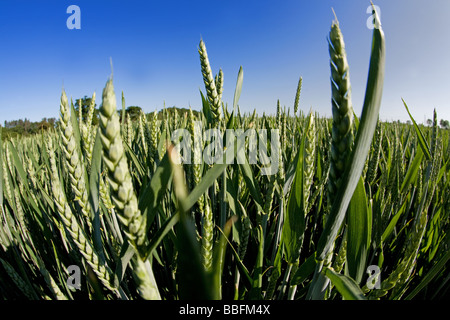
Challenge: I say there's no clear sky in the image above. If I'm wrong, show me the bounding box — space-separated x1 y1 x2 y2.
1 0 449 124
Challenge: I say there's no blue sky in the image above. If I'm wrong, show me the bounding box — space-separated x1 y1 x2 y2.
1 0 449 124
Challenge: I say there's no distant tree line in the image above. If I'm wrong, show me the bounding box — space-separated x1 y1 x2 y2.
424 118 449 129
1 95 201 141
2 118 57 140
124 105 200 122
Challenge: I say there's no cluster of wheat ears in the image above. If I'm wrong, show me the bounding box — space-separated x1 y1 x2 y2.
0 5 449 300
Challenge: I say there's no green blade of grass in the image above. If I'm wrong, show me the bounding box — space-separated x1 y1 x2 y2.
248 225 264 300
400 147 424 193
223 219 253 289
143 212 180 260
324 267 366 300
212 216 237 300
233 66 244 112
124 139 145 178
290 253 317 286
316 5 385 261
139 152 172 232
282 126 306 264
381 197 408 243
239 159 264 213
121 91 126 128
405 249 450 300
113 242 136 288
402 99 431 161
185 162 228 211
346 176 371 284
168 145 214 300
283 145 299 195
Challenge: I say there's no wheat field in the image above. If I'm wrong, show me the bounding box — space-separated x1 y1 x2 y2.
0 6 448 301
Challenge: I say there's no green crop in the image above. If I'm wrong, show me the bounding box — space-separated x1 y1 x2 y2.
0 6 448 301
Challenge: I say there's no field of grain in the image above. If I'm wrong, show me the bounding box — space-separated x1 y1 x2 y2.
0 6 448 301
